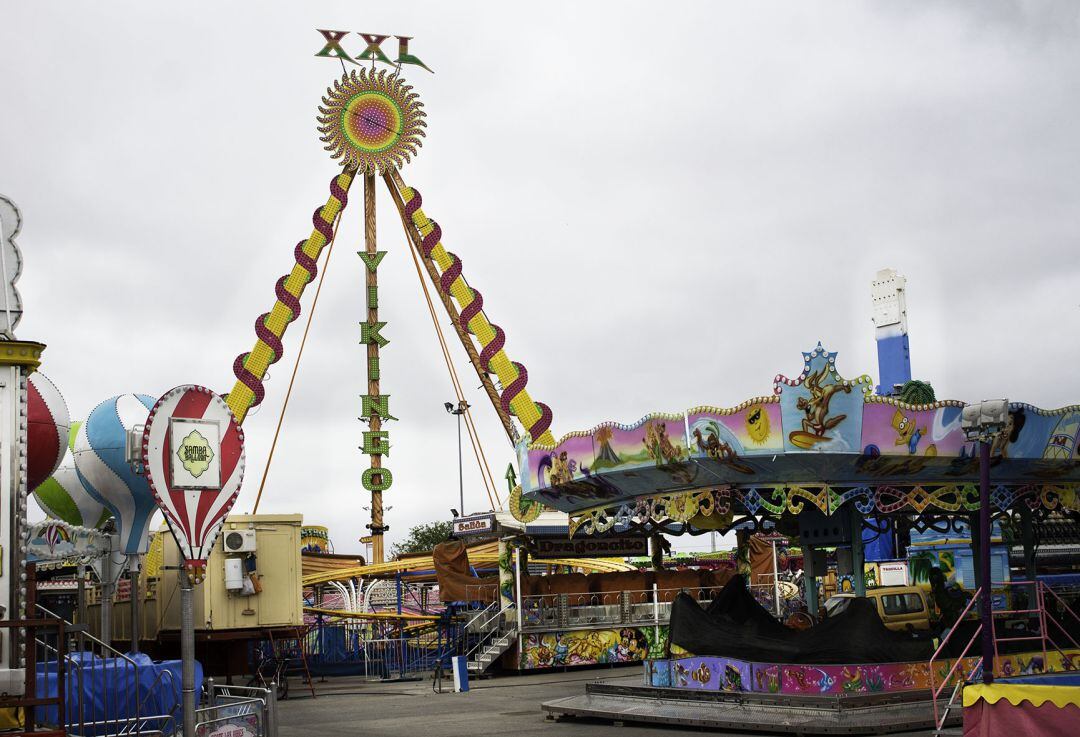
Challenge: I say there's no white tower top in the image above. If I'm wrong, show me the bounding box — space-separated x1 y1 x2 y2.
871 268 907 333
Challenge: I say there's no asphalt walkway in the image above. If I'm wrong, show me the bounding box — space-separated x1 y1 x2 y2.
276 669 950 737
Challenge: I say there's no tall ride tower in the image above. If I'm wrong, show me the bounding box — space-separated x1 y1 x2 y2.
870 268 912 396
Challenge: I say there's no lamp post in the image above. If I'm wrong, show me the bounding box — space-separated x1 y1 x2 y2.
961 398 1009 686
445 401 469 516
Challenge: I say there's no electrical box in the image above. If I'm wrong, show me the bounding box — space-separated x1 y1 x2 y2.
224 558 245 591
223 528 257 553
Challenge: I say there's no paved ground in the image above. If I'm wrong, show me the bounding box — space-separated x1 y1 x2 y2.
276 669 950 737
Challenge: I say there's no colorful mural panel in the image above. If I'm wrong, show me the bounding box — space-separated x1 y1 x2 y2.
524 344 1080 520
687 402 783 459
670 656 753 691
861 402 967 458
525 413 689 490
781 662 935 695
521 627 653 669
753 663 782 693
645 650 1080 693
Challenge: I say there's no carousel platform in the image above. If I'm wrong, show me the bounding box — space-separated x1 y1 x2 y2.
542 682 960 734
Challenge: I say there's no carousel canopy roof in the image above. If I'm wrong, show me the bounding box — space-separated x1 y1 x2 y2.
520 345 1080 526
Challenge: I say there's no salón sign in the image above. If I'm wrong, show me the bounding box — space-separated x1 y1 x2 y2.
315 30 433 73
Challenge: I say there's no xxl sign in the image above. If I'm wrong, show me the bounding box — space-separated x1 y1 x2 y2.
316 30 433 73
533 537 648 559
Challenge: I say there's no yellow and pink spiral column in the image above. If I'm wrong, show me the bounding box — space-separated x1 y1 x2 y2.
228 169 356 423
399 182 555 446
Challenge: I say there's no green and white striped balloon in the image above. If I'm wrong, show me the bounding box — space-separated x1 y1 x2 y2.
32 421 111 528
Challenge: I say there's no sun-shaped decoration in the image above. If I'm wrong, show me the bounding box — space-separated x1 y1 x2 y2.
318 68 426 173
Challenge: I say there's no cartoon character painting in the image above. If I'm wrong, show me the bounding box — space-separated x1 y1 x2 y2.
790 368 853 449
643 420 685 465
746 404 771 445
891 409 937 456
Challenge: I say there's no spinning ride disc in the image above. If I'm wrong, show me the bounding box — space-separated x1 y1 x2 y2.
317 68 426 173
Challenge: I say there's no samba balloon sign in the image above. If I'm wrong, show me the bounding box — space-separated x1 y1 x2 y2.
141 385 245 581
74 394 157 555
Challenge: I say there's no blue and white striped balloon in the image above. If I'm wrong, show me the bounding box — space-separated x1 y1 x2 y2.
74 394 157 555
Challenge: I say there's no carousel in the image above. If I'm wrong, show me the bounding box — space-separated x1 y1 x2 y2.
523 328 1080 732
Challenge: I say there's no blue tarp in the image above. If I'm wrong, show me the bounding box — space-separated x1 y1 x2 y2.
37 652 199 735
862 518 895 561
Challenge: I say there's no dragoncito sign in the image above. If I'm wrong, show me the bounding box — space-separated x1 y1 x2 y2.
533 537 648 559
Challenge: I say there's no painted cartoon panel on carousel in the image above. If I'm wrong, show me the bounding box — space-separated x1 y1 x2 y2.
521 627 661 669
669 656 753 691
781 662 936 695
860 403 967 458
524 413 693 507
521 344 1080 515
775 344 873 453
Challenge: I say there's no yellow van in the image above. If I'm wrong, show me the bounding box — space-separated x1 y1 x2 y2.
823 586 932 633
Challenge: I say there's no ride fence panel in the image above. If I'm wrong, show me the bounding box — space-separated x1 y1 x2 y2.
198 682 276 737
300 616 465 679
521 587 730 632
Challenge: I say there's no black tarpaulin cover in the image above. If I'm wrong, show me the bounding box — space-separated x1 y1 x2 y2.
669 576 932 664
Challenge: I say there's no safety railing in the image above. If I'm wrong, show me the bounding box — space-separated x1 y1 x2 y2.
990 579 1080 671
929 579 1080 733
0 616 67 736
35 603 178 737
519 586 724 632
462 601 517 664
200 681 277 737
928 586 983 732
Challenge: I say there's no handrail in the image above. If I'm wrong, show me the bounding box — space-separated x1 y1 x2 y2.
929 586 982 731
463 601 516 662
1039 581 1080 651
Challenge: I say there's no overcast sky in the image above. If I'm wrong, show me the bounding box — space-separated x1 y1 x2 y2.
3 2 1078 555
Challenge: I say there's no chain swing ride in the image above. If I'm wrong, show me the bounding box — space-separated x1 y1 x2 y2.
227 62 552 563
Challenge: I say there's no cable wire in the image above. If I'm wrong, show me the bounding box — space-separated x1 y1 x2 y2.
251 208 344 513
404 222 501 509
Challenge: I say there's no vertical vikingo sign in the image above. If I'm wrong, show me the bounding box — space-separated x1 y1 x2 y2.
360 173 393 563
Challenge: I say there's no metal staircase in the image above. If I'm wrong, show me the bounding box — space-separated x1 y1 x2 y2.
463 601 518 675
466 621 518 675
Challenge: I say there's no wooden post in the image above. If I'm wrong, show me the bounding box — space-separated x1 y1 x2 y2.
363 172 387 564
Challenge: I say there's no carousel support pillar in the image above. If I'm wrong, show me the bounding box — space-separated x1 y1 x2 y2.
514 546 524 668
649 534 664 572
850 508 866 597
969 513 983 592
802 545 819 618
498 537 513 622
978 438 994 684
1020 507 1037 603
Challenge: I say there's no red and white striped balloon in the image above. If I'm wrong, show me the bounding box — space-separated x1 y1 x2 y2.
141 385 245 575
27 371 71 492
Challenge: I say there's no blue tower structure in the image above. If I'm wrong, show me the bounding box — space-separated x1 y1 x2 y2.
871 268 912 396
